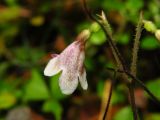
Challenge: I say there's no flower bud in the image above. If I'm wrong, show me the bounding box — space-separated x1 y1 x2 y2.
155 29 160 42
101 10 106 20
143 20 157 33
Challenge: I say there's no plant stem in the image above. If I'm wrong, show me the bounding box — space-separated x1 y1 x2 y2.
128 84 138 120
102 70 117 120
82 1 160 120
130 12 143 76
102 80 113 120
82 0 127 72
125 70 160 106
106 67 160 106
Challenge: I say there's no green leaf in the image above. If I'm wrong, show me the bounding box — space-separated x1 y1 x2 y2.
0 81 14 92
105 61 116 68
89 29 106 45
97 80 125 105
85 57 95 71
113 106 133 120
97 80 105 98
30 48 45 63
116 34 130 45
5 0 18 6
0 92 16 109
111 89 125 105
0 62 9 77
50 73 66 100
23 69 49 101
141 36 160 50
13 47 44 64
126 0 143 12
122 0 143 23
102 0 123 11
146 78 160 100
76 22 90 32
1 25 18 38
42 100 62 120
13 47 29 62
39 1 52 13
0 7 21 23
90 22 101 32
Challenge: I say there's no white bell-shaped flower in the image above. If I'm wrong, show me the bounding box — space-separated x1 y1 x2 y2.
44 29 90 95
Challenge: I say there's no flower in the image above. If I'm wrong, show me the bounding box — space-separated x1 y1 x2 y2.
44 29 90 95
143 20 157 33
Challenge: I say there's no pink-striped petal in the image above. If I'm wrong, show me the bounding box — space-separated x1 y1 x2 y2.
59 69 78 95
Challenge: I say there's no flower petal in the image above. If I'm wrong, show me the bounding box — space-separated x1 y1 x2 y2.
79 68 88 90
44 56 61 76
59 70 78 95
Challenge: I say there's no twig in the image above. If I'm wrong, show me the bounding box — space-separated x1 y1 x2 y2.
102 70 117 120
126 71 160 106
128 84 138 120
106 67 160 106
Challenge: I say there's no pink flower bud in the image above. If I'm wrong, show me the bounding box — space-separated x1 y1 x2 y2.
44 29 90 94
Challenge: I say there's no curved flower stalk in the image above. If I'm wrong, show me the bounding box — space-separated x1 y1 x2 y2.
44 29 90 95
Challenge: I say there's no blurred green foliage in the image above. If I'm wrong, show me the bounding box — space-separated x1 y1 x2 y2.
113 106 133 120
23 69 50 101
141 36 160 50
43 100 62 120
146 78 160 100
0 0 160 119
0 92 16 109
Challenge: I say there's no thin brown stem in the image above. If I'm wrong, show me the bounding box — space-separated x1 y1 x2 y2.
102 80 113 120
128 84 139 120
106 67 160 106
126 71 160 106
82 0 95 21
102 70 117 120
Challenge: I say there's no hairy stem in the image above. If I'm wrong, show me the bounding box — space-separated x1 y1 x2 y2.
82 0 127 72
130 12 143 76
98 17 127 72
